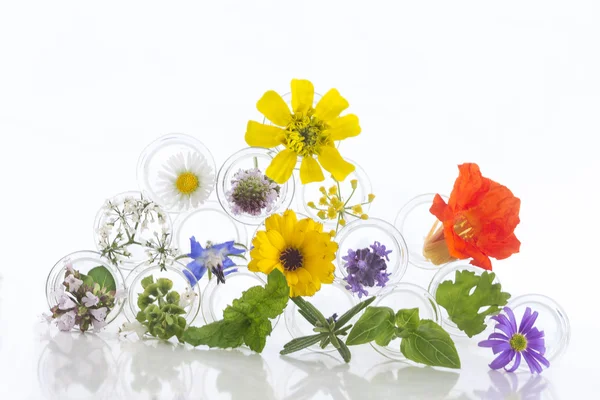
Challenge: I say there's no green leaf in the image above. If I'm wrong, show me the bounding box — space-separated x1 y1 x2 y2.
291 296 329 327
281 333 326 355
374 322 396 347
166 291 181 305
140 275 154 289
244 319 272 353
395 308 421 332
87 266 116 292
335 296 376 328
137 294 154 310
183 319 248 348
436 270 511 337
346 306 396 346
156 278 173 295
400 320 461 369
80 273 94 287
337 340 352 363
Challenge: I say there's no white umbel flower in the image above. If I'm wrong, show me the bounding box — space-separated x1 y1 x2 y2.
156 152 214 211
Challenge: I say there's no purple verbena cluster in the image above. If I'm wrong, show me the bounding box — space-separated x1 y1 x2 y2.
342 241 392 298
226 168 280 216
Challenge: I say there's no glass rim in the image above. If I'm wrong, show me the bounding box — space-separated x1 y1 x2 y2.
136 132 217 214
394 193 451 270
215 147 296 226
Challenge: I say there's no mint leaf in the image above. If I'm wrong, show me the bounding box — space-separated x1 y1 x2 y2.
346 306 396 346
436 270 511 337
400 320 461 369
183 319 248 348
244 319 272 353
87 266 117 292
395 308 420 332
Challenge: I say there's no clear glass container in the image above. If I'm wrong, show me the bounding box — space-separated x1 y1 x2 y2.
370 283 441 361
201 266 278 327
394 193 451 270
298 159 372 230
505 294 571 370
173 200 249 253
284 279 357 353
123 261 201 326
46 250 126 328
93 190 173 270
216 147 295 225
335 218 409 297
428 262 501 337
136 133 217 214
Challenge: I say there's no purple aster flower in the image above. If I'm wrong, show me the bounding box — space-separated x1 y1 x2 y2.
226 168 280 216
479 306 550 374
342 241 392 298
185 236 245 286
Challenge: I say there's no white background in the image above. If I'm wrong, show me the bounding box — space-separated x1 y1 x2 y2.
1 1 599 399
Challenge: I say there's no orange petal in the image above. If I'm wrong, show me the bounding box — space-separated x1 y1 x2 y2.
430 194 449 221
448 163 491 211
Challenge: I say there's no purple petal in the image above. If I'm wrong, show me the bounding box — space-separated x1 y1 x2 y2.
526 328 545 340
495 323 514 338
489 350 515 370
479 339 506 348
491 341 512 355
519 310 539 335
488 332 509 341
503 307 518 333
505 352 522 373
522 351 543 374
518 307 532 332
492 315 516 336
527 339 547 354
527 349 550 369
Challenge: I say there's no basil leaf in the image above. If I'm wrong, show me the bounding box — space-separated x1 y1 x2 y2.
400 320 461 369
346 306 395 346
79 273 94 287
87 266 117 292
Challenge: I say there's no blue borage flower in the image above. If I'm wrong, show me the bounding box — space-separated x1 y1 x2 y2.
184 237 246 286
342 241 392 298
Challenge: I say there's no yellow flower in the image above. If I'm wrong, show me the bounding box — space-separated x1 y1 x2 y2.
245 79 361 185
248 210 337 297
351 204 363 214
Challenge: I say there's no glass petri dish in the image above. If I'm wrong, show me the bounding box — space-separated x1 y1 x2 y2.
335 218 409 297
92 190 172 270
46 250 126 329
370 283 441 360
394 193 451 270
216 147 295 226
428 263 502 337
173 201 249 254
298 159 372 230
124 261 201 326
136 133 216 214
284 279 357 353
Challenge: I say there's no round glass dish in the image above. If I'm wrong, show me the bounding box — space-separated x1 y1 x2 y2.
46 251 126 328
173 201 249 252
370 283 441 361
394 193 451 270
93 191 172 270
298 159 371 229
428 263 501 337
284 279 357 353
216 147 295 225
505 294 571 369
201 266 277 326
335 218 409 296
136 133 217 214
124 261 201 326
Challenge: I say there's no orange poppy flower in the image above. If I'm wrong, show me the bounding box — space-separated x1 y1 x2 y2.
423 163 521 270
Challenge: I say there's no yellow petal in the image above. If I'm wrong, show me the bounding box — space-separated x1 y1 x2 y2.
318 146 355 182
257 90 292 127
245 121 286 148
259 241 280 260
265 213 282 232
265 149 297 184
286 270 299 285
299 156 325 184
291 79 314 114
266 230 286 251
327 114 361 141
314 88 349 122
281 209 297 244
248 259 259 271
257 258 278 272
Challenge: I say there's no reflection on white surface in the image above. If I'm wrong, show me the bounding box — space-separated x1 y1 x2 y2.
37 332 116 400
473 371 556 400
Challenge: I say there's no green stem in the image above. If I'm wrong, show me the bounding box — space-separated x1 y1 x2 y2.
253 157 259 169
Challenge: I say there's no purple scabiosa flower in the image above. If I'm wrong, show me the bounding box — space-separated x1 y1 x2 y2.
342 241 392 298
185 236 245 286
226 168 280 216
479 306 550 374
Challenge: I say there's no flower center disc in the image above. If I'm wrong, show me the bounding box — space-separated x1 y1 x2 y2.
279 247 303 271
285 113 327 156
453 215 476 240
175 172 199 195
509 333 528 352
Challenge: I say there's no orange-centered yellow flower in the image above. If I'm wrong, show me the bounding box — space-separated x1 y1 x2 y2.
245 79 361 185
248 209 337 297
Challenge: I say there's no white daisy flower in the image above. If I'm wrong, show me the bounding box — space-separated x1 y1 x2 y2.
156 152 214 211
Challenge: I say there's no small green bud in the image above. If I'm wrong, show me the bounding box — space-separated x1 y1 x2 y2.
156 278 173 295
166 291 180 305
141 275 154 289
